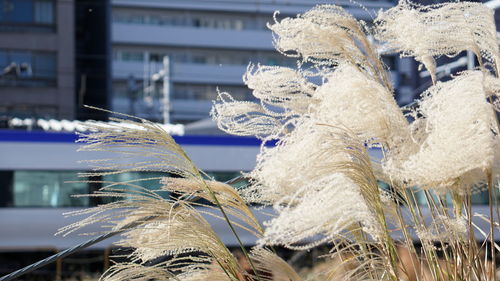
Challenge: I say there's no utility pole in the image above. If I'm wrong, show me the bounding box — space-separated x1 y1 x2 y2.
151 56 171 124
466 51 475 70
162 56 171 125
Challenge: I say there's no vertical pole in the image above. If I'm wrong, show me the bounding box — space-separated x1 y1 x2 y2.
162 56 171 125
103 248 110 271
143 52 150 96
55 258 62 281
467 51 475 70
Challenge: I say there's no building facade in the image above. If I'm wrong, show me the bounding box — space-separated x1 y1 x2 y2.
0 0 75 119
0 0 418 123
109 0 418 124
74 0 112 121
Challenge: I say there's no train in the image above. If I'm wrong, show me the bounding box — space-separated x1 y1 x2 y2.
0 126 497 252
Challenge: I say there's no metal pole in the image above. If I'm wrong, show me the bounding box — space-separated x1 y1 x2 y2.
467 51 475 70
55 257 62 281
143 51 150 95
162 56 171 125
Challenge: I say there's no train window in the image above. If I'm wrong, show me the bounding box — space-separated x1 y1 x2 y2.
204 171 247 190
471 188 498 205
100 172 169 203
413 185 497 206
13 171 89 207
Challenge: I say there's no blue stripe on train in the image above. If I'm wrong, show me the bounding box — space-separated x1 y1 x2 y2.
0 130 277 147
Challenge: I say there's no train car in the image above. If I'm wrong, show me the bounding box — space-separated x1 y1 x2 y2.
0 125 268 245
0 123 497 278
0 124 273 278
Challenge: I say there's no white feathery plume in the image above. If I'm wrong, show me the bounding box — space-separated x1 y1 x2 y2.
384 71 499 191
102 262 236 281
116 205 240 273
243 64 317 116
249 248 303 281
77 116 198 178
61 113 259 281
245 120 353 204
269 5 391 88
375 1 500 82
259 173 380 248
59 115 200 235
247 121 397 273
246 119 391 211
313 63 408 147
269 5 363 64
211 91 284 138
321 250 388 281
161 177 263 236
57 181 173 236
99 263 173 281
247 122 390 247
483 73 500 115
212 65 319 139
176 264 233 281
415 214 467 243
303 255 359 281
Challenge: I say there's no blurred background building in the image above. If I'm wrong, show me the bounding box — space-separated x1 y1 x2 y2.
109 0 421 123
0 0 495 280
0 0 426 125
0 0 75 119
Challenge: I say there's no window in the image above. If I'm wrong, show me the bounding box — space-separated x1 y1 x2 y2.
191 54 207 64
263 54 296 67
173 84 252 101
0 49 56 87
114 47 272 67
1 170 172 207
0 0 33 23
113 9 266 31
112 50 144 62
121 51 144 62
113 47 294 70
4 104 58 119
0 0 55 31
205 171 247 189
13 171 89 207
34 0 53 24
413 185 500 206
101 172 169 202
150 53 167 63
192 16 249 30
